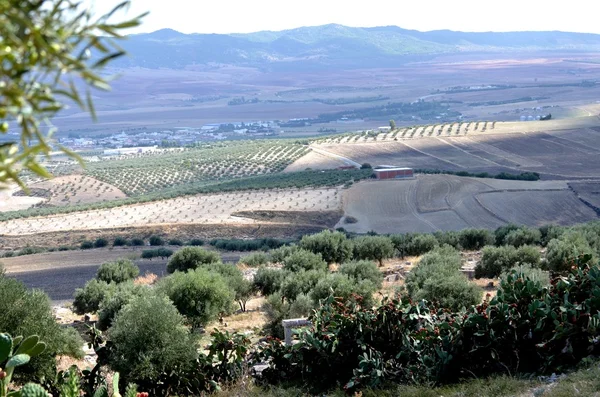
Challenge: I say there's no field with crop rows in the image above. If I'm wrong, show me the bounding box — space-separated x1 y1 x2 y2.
337 175 598 234
0 187 341 236
314 125 600 178
85 141 309 195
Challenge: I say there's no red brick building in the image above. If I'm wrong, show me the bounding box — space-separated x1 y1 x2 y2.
374 167 414 180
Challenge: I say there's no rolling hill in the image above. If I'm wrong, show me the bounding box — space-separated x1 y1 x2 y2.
115 24 600 70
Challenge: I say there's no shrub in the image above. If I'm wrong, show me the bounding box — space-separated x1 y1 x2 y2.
414 273 482 311
504 227 542 247
352 236 395 266
166 247 221 273
188 238 204 246
97 282 150 330
280 269 326 302
474 245 540 278
238 252 269 267
0 275 83 382
96 259 139 284
299 230 353 264
433 230 462 249
499 264 549 294
130 237 145 246
108 293 198 390
310 273 377 307
168 238 183 246
262 292 315 339
141 249 155 259
253 267 290 296
405 245 463 297
494 223 522 246
158 268 234 327
282 249 327 273
113 236 129 247
149 235 164 246
269 245 300 263
545 231 595 272
407 234 439 256
339 260 383 288
201 262 254 312
80 240 94 250
72 279 116 314
94 237 108 248
459 229 494 250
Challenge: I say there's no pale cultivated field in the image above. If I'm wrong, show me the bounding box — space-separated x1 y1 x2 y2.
0 188 341 235
337 175 598 234
315 122 600 178
0 187 45 212
27 175 126 206
284 149 347 172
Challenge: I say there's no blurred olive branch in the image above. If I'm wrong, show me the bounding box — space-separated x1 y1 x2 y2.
0 0 147 190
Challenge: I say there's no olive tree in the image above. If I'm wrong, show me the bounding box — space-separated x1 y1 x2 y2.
0 0 145 188
299 230 353 265
352 236 394 266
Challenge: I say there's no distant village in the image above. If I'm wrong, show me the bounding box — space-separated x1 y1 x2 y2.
57 120 283 151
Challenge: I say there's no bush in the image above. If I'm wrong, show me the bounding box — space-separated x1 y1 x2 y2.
149 235 164 246
504 227 542 247
280 269 325 302
262 292 315 339
0 275 83 382
299 230 353 264
113 236 128 247
352 236 395 266
475 245 541 278
415 273 482 311
238 252 269 267
494 223 522 246
130 237 145 246
459 229 494 250
168 238 184 246
142 248 174 260
282 249 327 273
268 245 300 263
166 247 221 273
94 237 108 248
252 257 600 393
433 231 462 249
97 282 150 330
499 264 549 294
201 262 254 312
96 259 139 284
311 273 377 307
339 260 384 288
407 234 439 256
158 268 234 327
405 245 463 297
108 293 198 390
72 279 116 314
188 238 204 246
545 231 595 272
80 240 94 250
253 267 290 296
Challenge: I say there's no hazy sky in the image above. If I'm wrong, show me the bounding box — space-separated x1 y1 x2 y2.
84 0 600 35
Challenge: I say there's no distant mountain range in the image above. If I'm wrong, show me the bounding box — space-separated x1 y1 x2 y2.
115 24 600 70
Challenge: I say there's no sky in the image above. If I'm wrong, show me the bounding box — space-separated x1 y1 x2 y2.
83 0 600 35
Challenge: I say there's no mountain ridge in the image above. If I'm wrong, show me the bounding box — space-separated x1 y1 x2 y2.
117 24 600 70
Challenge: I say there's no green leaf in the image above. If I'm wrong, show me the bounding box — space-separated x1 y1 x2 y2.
27 342 46 358
15 335 38 355
6 354 30 368
0 333 12 362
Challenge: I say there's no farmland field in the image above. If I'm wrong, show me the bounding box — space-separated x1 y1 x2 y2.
315 120 600 179
0 187 341 236
337 175 599 234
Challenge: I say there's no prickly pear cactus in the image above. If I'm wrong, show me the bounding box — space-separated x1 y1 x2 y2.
18 383 47 397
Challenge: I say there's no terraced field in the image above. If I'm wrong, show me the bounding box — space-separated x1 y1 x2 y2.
337 175 598 234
